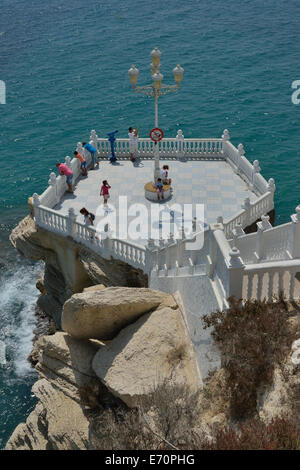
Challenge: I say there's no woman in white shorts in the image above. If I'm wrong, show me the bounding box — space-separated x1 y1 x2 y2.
128 126 138 162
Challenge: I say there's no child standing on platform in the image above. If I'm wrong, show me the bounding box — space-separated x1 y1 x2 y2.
74 151 88 176
156 178 164 200
100 180 111 206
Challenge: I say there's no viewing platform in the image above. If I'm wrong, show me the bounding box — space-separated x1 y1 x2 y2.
29 128 300 379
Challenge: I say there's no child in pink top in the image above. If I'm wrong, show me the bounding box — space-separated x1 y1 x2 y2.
100 180 111 205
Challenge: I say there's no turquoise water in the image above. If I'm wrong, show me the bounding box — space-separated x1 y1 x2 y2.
1 0 300 448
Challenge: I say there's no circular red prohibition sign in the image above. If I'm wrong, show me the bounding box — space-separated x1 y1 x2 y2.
150 128 164 142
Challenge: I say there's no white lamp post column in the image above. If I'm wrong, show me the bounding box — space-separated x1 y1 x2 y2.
128 48 184 200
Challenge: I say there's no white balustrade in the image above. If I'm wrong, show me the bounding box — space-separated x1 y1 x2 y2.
243 260 300 301
96 136 223 159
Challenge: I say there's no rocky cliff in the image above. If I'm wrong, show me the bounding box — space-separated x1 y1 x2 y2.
5 286 203 450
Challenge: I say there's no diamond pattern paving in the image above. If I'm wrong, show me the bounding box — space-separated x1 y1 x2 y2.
54 158 258 245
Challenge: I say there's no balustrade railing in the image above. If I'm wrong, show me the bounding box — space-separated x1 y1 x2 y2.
222 191 274 239
243 260 300 301
96 137 224 159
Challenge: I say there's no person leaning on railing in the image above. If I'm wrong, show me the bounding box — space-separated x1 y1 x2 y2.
82 141 98 170
56 162 73 193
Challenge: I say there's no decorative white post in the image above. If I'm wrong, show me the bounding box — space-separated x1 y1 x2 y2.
222 129 230 141
255 215 272 260
242 197 252 226
145 238 156 272
232 223 245 246
77 142 84 155
290 205 300 258
32 193 41 221
66 208 77 237
33 193 40 207
228 247 245 300
222 129 230 163
90 130 98 152
65 156 72 169
48 172 56 186
209 222 225 279
252 160 261 189
48 172 58 204
267 178 276 193
176 129 184 159
238 143 245 156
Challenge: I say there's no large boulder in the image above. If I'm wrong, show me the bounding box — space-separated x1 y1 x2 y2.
62 287 177 341
92 304 202 408
32 332 102 403
5 379 90 450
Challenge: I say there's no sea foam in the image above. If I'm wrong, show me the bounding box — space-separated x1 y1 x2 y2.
0 260 43 376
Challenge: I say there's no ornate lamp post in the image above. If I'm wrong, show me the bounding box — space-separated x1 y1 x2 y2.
128 48 184 200
128 47 184 129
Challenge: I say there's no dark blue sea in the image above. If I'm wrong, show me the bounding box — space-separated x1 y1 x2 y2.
1 0 300 448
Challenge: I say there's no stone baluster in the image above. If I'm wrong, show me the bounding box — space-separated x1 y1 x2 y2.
66 208 77 237
246 272 254 300
256 273 263 301
228 247 245 300
289 271 296 300
157 237 165 270
278 271 284 296
290 205 300 258
255 215 272 260
192 217 197 232
176 129 184 159
267 271 275 300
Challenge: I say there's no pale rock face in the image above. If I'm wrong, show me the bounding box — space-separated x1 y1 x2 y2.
62 287 177 341
83 284 106 293
92 305 202 408
5 379 90 450
33 332 102 403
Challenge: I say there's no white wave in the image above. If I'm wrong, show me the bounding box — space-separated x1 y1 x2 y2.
0 340 6 366
0 261 43 377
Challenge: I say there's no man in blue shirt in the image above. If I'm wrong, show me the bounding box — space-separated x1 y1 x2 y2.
82 141 98 170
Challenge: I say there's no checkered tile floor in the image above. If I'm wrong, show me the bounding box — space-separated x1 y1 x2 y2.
54 158 257 245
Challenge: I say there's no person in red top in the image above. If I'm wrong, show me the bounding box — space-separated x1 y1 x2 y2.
100 180 111 206
74 151 88 177
56 162 73 192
